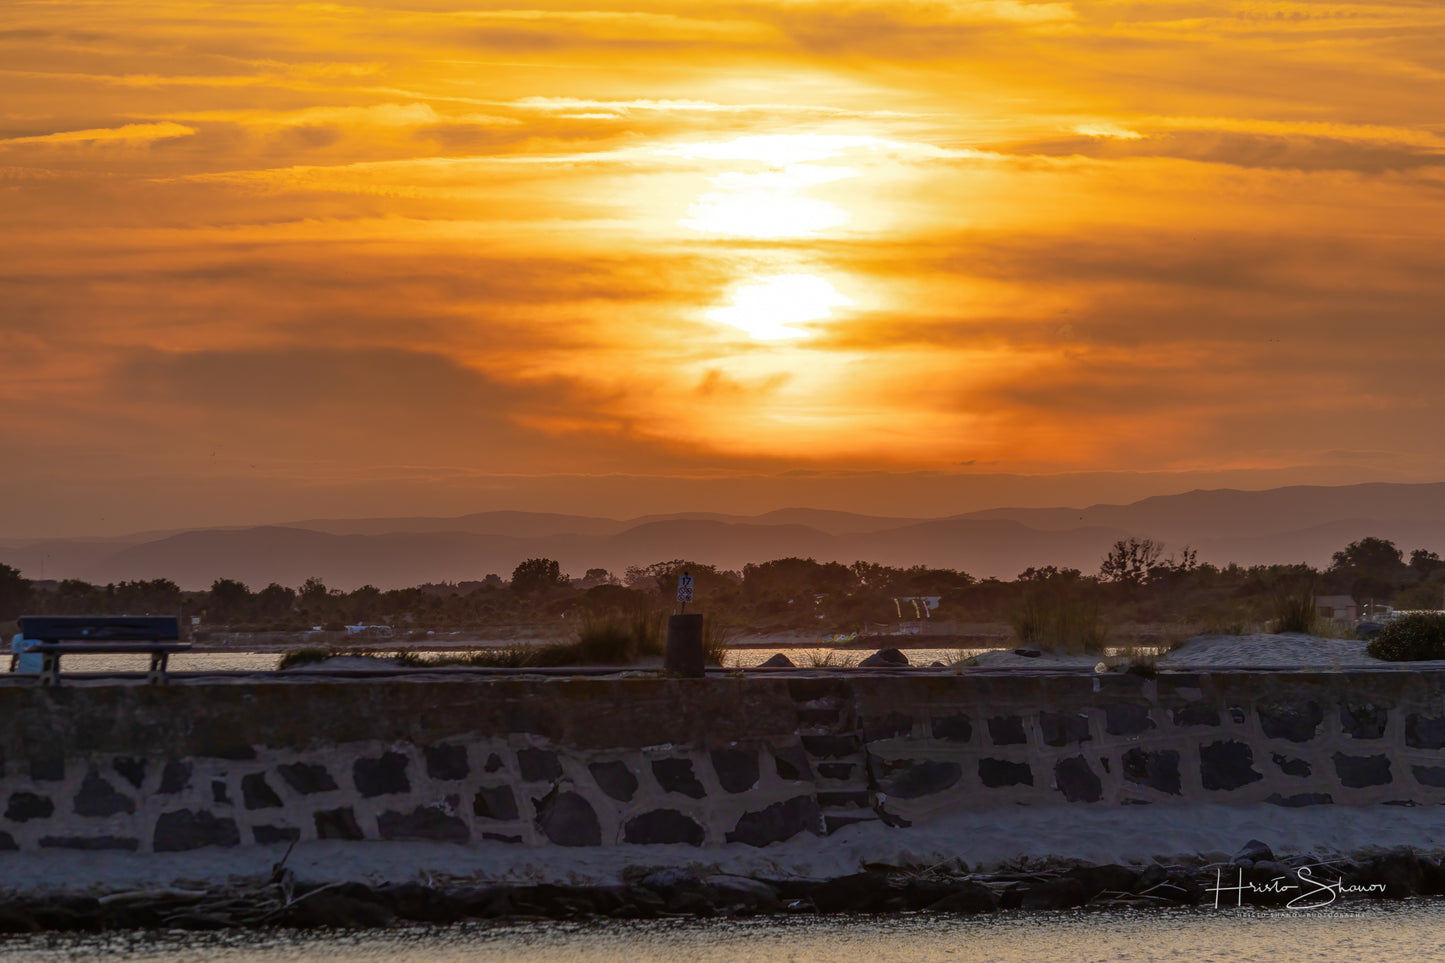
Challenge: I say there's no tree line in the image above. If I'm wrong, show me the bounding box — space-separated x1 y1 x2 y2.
1 535 1440 635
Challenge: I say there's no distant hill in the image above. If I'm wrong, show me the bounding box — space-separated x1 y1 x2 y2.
2 482 1442 590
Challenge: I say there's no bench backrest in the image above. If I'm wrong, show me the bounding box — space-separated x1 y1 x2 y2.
17 616 180 643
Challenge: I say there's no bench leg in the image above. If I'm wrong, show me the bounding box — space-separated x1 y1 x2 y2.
148 652 169 685
41 653 60 686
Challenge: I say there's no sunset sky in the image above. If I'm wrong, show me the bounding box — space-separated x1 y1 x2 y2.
2 0 1443 537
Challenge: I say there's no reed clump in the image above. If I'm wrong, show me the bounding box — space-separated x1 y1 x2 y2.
1270 580 1318 634
1010 586 1109 655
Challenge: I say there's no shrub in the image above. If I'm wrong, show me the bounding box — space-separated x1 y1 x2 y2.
1010 587 1108 655
1367 613 1445 662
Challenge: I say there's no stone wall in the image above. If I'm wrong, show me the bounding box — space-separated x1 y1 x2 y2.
1 670 1444 855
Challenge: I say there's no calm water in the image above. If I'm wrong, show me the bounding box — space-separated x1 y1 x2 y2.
42 647 970 674
5 904 1445 962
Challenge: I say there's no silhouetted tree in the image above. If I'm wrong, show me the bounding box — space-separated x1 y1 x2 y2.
0 563 29 621
511 557 568 595
206 578 252 624
1410 549 1443 578
1099 537 1163 585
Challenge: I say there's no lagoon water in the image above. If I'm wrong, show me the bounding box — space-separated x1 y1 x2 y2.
6 904 1445 963
42 647 969 675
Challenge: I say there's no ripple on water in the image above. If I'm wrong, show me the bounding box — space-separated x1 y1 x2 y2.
5 904 1445 963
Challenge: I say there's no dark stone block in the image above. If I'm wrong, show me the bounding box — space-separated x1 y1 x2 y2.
484 753 505 773
925 881 1000 913
39 835 139 851
987 716 1027 746
1266 792 1333 807
979 758 1033 788
774 746 812 781
29 757 64 782
624 810 706 846
1105 704 1155 735
75 771 134 818
211 745 257 761
113 757 146 789
6 792 54 822
473 785 519 821
931 714 972 742
278 763 337 795
1334 752 1392 788
859 647 909 667
0 831 15 851
424 744 470 781
379 806 470 844
1067 864 1138 899
1414 765 1445 788
1407 715 1445 749
1055 756 1102 802
354 752 410 797
1123 748 1182 795
534 790 601 847
1271 753 1311 777
1258 702 1323 743
725 795 821 847
711 749 759 794
881 760 962 799
241 774 283 810
589 761 638 802
801 734 858 757
517 748 562 782
254 825 301 844
1342 704 1388 740
652 758 706 799
863 711 913 740
818 762 856 780
153 810 241 852
314 807 364 840
158 761 192 794
1200 741 1262 791
211 781 230 805
1020 877 1088 910
1040 712 1091 747
1173 705 1219 727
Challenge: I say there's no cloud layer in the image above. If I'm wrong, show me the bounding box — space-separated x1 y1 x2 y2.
1 0 1443 534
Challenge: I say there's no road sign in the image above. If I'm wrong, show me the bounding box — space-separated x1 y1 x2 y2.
676 572 694 604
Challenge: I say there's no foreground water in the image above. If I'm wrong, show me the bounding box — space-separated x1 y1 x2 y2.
6 904 1445 963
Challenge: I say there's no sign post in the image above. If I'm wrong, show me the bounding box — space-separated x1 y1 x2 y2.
666 571 704 676
676 572 694 614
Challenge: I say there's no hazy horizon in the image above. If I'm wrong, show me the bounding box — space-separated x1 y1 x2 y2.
1 466 1431 542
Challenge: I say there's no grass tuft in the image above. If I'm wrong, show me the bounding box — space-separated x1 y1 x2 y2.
1270 581 1317 634
1010 586 1109 655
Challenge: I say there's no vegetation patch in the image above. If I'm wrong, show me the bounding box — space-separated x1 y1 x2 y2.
1367 613 1445 662
1010 585 1109 655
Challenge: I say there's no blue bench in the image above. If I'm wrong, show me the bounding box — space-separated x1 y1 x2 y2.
14 616 191 685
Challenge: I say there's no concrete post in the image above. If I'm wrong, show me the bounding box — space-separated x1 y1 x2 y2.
665 614 705 677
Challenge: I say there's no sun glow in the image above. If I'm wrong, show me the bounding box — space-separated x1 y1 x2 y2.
706 274 852 340
683 165 856 237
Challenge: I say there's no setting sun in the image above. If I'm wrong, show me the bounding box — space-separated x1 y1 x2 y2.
706 275 853 340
